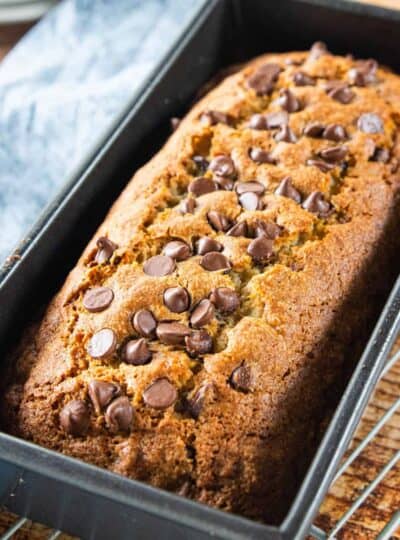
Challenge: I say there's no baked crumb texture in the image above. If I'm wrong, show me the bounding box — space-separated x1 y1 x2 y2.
2 43 400 524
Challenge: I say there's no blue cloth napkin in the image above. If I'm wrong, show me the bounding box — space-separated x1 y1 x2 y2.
0 0 202 264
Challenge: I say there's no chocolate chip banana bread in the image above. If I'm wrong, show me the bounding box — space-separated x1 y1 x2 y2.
2 42 400 524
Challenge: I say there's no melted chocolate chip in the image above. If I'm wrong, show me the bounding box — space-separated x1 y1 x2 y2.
188 177 217 197
156 322 191 345
209 287 240 313
249 113 268 130
192 155 209 173
275 124 297 143
185 330 213 356
229 365 252 392
348 59 377 86
60 400 90 436
123 338 152 365
214 176 234 191
306 159 336 172
163 287 190 313
322 124 348 141
87 328 117 359
143 255 175 277
236 182 265 196
180 197 196 214
293 72 316 86
302 191 332 217
207 211 231 232
200 110 233 126
132 309 157 338
95 237 117 264
247 236 273 263
190 299 215 328
105 396 134 433
266 110 289 128
163 240 192 261
83 287 114 313
226 221 248 237
325 82 355 104
371 147 390 163
303 122 325 137
319 145 348 163
247 62 281 95
249 147 276 164
209 155 235 177
239 192 263 211
274 177 301 203
253 220 282 239
357 113 383 134
195 236 223 255
278 88 301 112
188 382 216 419
200 252 231 272
309 41 328 61
88 380 121 414
143 378 177 409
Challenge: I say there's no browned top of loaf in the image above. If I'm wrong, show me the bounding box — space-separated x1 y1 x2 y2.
3 42 400 522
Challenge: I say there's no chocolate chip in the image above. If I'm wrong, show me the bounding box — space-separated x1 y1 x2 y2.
60 400 90 436
163 240 192 261
88 380 121 414
348 59 377 86
236 181 265 195
371 147 390 163
322 124 348 141
195 236 223 255
302 191 332 217
293 72 316 86
105 396 134 433
247 236 273 263
87 328 117 359
239 192 263 211
319 145 348 163
143 378 177 409
226 221 248 237
253 220 282 239
163 287 190 313
192 155 209 173
247 62 281 95
249 147 276 164
209 287 240 313
123 338 152 365
143 255 176 277
229 365 252 392
188 382 215 419
266 110 289 128
200 252 231 272
274 177 302 203
306 159 336 172
249 113 268 130
275 124 297 143
209 155 235 177
200 110 233 126
188 177 217 197
156 322 191 345
325 82 355 104
303 122 325 137
180 197 196 214
309 41 328 61
278 88 301 112
95 237 117 264
214 176 234 191
170 117 181 131
185 330 213 356
190 299 215 328
357 113 383 134
207 211 231 232
83 287 114 313
132 309 157 338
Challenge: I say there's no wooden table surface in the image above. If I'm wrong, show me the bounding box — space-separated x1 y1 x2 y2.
0 1 399 538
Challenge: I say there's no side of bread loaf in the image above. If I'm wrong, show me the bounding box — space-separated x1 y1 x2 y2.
2 42 400 523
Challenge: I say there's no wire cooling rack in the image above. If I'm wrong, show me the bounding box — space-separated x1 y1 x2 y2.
1 348 399 540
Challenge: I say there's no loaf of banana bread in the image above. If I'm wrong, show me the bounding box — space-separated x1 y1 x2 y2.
2 42 400 523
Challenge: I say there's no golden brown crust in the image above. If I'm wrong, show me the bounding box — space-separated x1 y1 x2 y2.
2 45 400 523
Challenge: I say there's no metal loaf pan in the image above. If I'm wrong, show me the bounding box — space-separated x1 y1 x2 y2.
1 1 400 538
